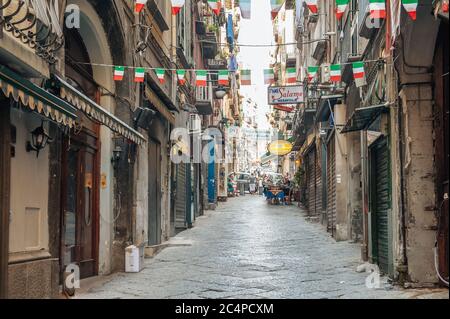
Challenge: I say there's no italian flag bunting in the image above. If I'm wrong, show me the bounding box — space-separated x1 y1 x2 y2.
241 70 251 85
352 61 366 87
264 69 275 85
207 0 221 15
177 70 186 85
307 66 319 82
270 0 285 19
171 0 185 15
335 0 349 20
401 0 418 20
155 68 165 84
305 0 318 14
218 70 229 86
369 0 386 19
330 64 342 82
196 70 207 86
114 66 125 81
134 67 145 83
286 68 297 84
135 0 147 13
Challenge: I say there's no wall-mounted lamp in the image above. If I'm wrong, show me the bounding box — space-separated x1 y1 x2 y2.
26 122 53 158
111 146 123 169
214 86 228 100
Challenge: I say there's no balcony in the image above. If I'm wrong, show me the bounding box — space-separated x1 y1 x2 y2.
202 32 218 59
0 0 63 77
195 82 213 115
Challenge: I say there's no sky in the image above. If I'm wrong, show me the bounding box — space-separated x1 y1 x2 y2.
237 0 275 132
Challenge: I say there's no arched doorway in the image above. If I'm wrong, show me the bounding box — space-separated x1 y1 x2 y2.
60 26 100 280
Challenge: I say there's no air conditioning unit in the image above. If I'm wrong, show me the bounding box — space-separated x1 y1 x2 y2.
321 63 331 83
189 114 202 134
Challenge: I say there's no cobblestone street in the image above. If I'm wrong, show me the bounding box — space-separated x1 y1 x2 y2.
76 196 448 299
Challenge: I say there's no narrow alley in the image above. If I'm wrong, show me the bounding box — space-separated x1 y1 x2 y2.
75 196 446 299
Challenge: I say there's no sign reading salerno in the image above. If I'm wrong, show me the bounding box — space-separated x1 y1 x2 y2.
268 85 304 105
268 140 293 156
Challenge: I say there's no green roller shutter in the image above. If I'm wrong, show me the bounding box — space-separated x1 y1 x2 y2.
370 136 391 274
175 164 187 229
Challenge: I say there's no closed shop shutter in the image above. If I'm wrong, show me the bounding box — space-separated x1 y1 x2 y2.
327 135 337 236
314 145 322 218
306 148 316 216
175 163 187 229
371 137 390 274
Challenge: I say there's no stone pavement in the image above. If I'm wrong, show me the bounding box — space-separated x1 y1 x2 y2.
76 196 449 299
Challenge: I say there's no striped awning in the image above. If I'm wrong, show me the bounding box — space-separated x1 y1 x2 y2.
52 75 146 145
0 66 77 128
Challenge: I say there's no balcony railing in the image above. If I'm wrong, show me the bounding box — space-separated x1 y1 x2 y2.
195 82 213 115
0 0 64 65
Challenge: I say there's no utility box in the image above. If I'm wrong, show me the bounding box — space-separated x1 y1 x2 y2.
125 245 144 273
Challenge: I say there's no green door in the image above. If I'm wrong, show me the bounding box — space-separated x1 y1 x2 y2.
370 136 391 274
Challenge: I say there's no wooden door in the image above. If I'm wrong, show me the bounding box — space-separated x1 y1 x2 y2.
61 131 99 280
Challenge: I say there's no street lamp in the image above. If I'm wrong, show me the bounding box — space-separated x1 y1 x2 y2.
214 86 227 99
26 122 53 158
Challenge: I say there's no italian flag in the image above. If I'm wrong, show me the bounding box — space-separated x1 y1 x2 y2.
335 0 349 20
207 0 221 15
114 66 125 81
218 70 229 86
264 69 275 85
271 0 285 19
135 0 147 13
241 69 251 85
330 64 341 82
177 70 186 85
352 61 366 87
196 70 207 86
305 0 318 14
307 66 319 82
155 68 165 84
171 0 185 15
134 67 145 83
286 68 297 84
369 0 386 19
401 0 418 20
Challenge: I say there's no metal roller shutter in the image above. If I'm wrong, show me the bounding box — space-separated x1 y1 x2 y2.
327 135 337 236
307 149 316 216
314 145 322 218
175 163 187 229
371 137 390 274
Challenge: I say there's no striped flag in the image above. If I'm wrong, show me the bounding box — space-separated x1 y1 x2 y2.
196 70 207 86
352 62 366 87
207 0 221 15
270 0 285 19
135 0 147 13
369 0 386 19
114 66 125 81
218 70 229 86
177 70 186 85
330 64 342 82
134 67 145 82
155 68 165 84
241 70 251 85
171 0 185 15
401 0 418 20
307 66 319 82
239 0 252 19
305 0 318 14
335 0 349 20
264 69 275 85
286 68 297 84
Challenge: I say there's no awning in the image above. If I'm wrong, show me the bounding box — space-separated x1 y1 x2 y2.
316 94 344 123
341 103 389 134
145 86 175 125
0 66 77 128
52 75 146 145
